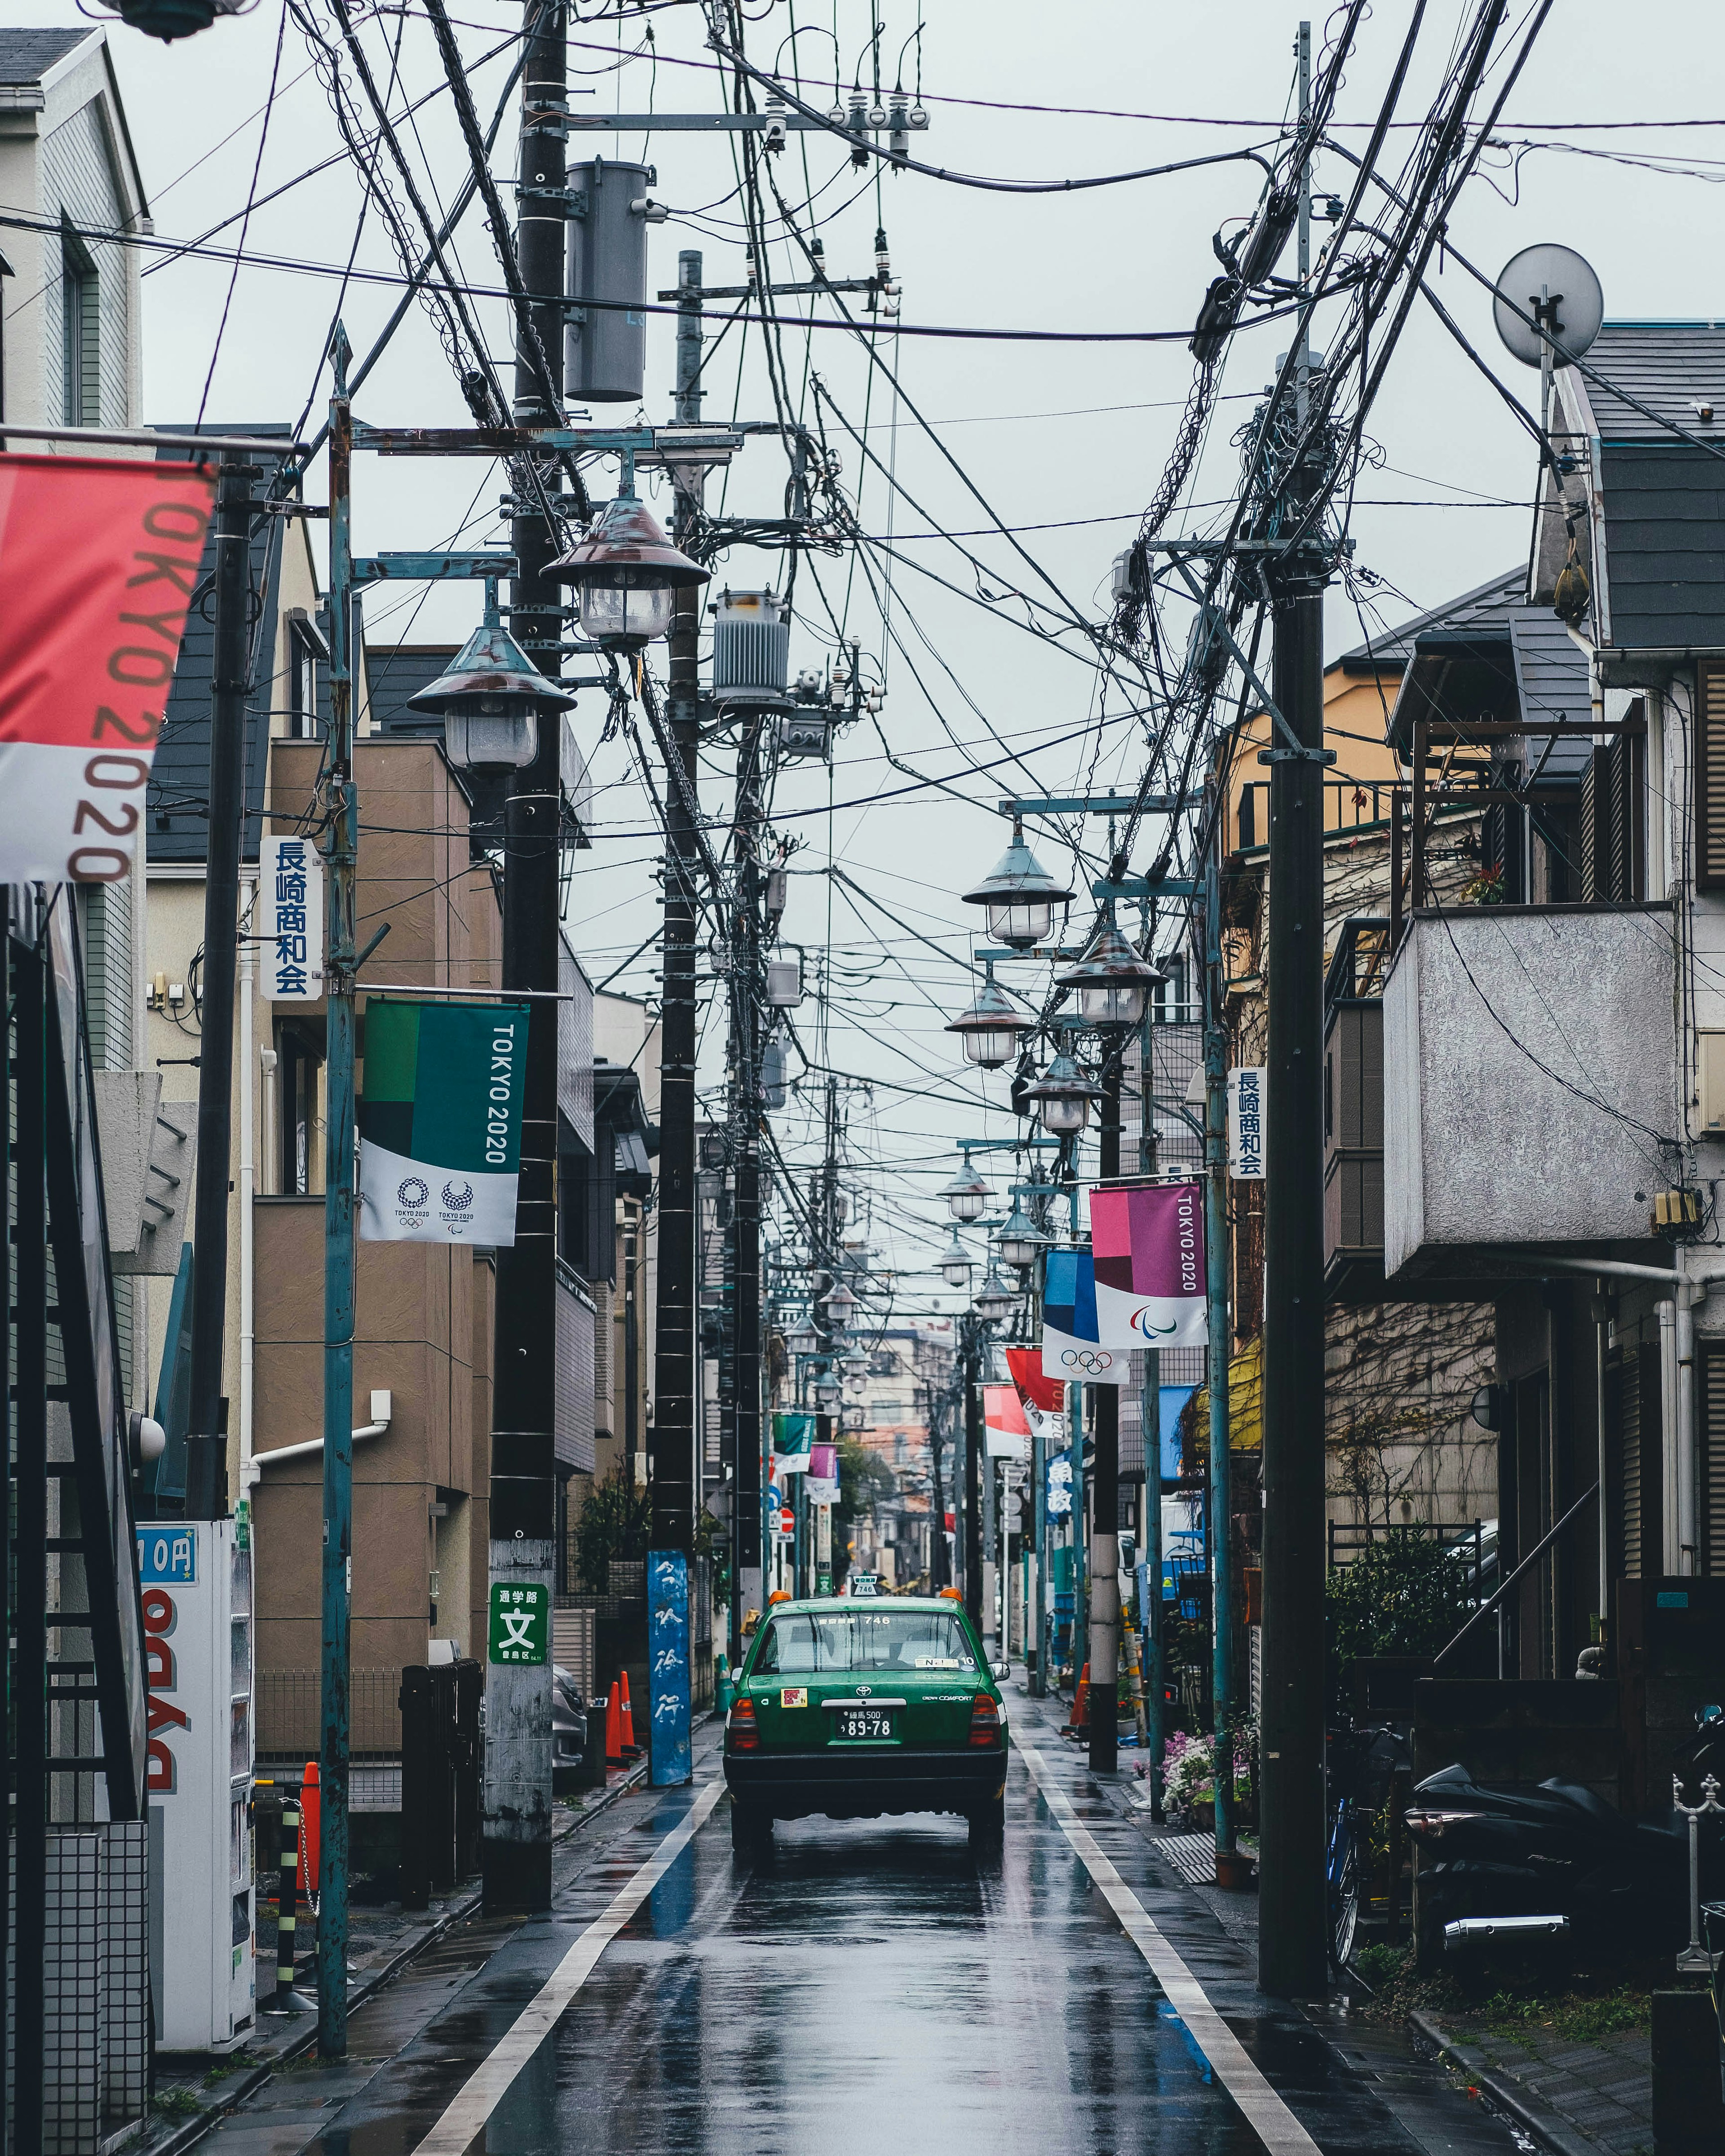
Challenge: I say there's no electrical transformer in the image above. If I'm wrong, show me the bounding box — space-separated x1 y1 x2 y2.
565 158 657 404
710 589 791 708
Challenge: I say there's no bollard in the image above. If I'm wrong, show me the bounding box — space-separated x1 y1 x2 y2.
261 1787 313 2014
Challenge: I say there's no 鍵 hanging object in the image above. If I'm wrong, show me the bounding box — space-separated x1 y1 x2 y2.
0 453 215 884
1090 1180 1209 1349
358 999 531 1244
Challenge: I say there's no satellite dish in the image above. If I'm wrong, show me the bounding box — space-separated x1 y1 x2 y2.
1492 244 1604 369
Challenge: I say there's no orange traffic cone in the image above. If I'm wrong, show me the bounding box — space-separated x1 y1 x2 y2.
1068 1662 1091 1736
605 1678 625 1765
618 1670 640 1758
299 1761 322 1897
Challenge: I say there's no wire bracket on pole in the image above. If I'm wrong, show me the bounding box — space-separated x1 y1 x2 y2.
1256 745 1337 766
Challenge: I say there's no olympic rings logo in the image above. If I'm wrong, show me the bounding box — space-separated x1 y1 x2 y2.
1060 1348 1118 1373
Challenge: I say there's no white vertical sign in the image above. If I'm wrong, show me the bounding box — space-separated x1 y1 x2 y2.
259 831 324 1001
1227 1065 1266 1179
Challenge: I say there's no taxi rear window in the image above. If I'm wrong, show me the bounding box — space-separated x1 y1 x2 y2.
754 1609 978 1675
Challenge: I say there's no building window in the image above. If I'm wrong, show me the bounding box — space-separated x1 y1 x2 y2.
289 624 320 739
61 225 99 429
1154 958 1193 1025
278 1023 324 1194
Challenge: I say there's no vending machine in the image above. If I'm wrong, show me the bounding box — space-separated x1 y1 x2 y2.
137 1515 255 2050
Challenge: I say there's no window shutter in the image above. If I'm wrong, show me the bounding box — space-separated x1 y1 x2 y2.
1618 1348 1641 1578
1704 1346 1725 1576
1579 751 1600 902
1696 665 1725 889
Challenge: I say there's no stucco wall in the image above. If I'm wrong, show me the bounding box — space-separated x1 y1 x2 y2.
1384 905 1678 1276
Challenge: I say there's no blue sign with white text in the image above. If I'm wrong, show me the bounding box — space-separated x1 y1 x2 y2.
135 1528 196 1584
647 1550 691 1788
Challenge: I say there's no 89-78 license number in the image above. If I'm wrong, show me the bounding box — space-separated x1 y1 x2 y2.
834 1706 895 1741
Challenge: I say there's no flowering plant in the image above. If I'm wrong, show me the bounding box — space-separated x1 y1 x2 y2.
1162 1729 1213 1811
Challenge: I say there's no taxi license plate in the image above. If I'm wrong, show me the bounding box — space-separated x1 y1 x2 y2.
835 1707 895 1741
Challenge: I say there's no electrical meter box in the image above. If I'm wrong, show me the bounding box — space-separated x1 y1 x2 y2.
565 157 655 403
139 1516 255 2051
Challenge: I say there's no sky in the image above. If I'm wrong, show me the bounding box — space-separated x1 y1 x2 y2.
15 0 1719 1312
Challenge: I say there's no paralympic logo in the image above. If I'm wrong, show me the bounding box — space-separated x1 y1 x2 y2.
1128 1305 1178 1339
1060 1347 1118 1373
442 1180 474 1211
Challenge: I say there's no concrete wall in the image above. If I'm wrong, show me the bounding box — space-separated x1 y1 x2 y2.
1384 905 1678 1277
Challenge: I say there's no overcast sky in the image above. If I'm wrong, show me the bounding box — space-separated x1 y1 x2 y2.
15 0 1714 1297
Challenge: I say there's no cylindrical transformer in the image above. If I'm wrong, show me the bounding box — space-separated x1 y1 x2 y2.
711 588 791 707
765 958 803 1008
565 158 655 403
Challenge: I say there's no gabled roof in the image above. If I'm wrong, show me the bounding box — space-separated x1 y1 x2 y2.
1562 323 1725 442
365 643 458 740
0 28 95 85
1336 566 1526 675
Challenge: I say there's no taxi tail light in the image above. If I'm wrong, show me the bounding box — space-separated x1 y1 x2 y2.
969 1692 1002 1747
729 1697 760 1752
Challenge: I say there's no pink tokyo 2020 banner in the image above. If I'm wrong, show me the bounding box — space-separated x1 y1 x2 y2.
0 453 216 885
1089 1179 1208 1350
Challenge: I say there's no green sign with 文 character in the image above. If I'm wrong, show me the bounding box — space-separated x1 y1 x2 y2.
488 1581 548 1665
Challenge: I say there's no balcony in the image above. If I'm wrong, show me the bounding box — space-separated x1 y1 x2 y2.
1324 918 1390 1301
1382 904 1676 1281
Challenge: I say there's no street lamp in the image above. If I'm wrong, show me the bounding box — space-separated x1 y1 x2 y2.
945 964 1032 1068
939 1151 991 1222
960 819 1074 950
814 1369 842 1409
974 1266 1014 1324
1056 913 1164 1030
823 1280 858 1323
548 489 710 651
1026 1039 1103 1135
939 1230 973 1289
785 1317 819 1356
995 1202 1048 1272
406 584 576 770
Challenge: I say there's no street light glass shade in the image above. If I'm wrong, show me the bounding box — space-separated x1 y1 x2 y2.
942 1257 972 1288
985 895 1055 949
975 1265 1013 1323
948 1185 987 1221
814 1372 842 1406
442 704 539 771
1038 1091 1088 1135
576 579 676 649
1076 978 1148 1028
995 1204 1044 1271
786 1320 818 1355
964 1021 1023 1067
823 1281 857 1320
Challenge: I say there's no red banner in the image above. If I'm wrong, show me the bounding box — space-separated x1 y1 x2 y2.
1006 1345 1064 1416
0 453 216 884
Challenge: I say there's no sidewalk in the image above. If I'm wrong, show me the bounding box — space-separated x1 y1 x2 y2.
1020 1686 1663 2156
137 1763 647 2156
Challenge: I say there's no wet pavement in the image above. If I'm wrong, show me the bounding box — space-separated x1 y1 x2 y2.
195 1696 1527 2156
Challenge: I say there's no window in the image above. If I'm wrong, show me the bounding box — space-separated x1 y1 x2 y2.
754 1609 978 1675
61 225 99 428
277 1024 324 1194
288 623 320 740
1154 958 1193 1026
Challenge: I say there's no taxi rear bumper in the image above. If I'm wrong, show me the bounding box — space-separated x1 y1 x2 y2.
723 1743 1008 1820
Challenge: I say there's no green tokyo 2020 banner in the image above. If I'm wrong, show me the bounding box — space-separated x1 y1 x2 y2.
358 999 531 1245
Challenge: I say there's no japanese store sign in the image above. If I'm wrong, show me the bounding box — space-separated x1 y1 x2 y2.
1227 1066 1267 1180
259 831 325 1000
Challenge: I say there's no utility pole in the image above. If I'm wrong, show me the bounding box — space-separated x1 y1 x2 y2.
1089 1049 1122 1773
184 458 253 1521
316 340 358 2053
484 0 567 1909
648 248 703 1688
963 1318 983 1631
928 1387 948 1589
730 711 765 1655
1203 844 1234 1863
1259 16 1330 1998
1138 1009 1164 1810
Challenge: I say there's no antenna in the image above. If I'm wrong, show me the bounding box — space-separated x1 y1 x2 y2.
1492 243 1605 433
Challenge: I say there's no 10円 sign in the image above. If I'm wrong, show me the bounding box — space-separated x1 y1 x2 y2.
487 1581 548 1665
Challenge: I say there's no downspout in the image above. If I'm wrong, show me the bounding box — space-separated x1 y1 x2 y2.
1676 1281 1698 1577
1592 1281 1610 1643
240 872 257 1495
1659 1300 1679 1574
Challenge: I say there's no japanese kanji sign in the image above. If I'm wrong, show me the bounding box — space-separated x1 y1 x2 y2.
259 831 325 1000
0 453 216 885
487 1580 548 1665
1227 1065 1267 1180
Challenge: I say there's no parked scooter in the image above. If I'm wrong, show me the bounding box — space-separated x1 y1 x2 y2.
1404 1708 1725 1963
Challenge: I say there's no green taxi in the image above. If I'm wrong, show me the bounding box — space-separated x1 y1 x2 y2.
723 1593 1008 1854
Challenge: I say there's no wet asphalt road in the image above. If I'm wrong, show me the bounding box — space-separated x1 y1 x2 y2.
205 1698 1522 2156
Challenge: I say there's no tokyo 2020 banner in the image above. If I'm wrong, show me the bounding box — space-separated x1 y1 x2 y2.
358 998 531 1244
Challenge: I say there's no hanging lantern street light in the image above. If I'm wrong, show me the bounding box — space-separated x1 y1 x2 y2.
974 1265 1014 1324
939 1150 992 1222
823 1279 858 1323
944 964 1033 1069
939 1230 973 1289
548 489 709 651
785 1316 819 1356
407 582 577 771
1056 913 1165 1030
1026 1040 1104 1136
814 1369 843 1408
960 819 1075 950
995 1202 1049 1272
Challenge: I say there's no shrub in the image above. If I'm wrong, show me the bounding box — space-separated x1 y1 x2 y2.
1326 1526 1473 1704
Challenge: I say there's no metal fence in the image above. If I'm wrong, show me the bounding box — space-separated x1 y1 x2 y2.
1326 1516 1492 1597
255 1668 405 1809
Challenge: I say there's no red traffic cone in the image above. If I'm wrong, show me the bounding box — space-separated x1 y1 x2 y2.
605 1679 625 1765
299 1761 322 1897
618 1670 640 1758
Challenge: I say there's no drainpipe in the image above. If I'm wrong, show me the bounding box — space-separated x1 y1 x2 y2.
240 872 257 1494
1592 1281 1610 1639
1676 1282 1699 1576
257 1391 393 1467
1659 1300 1679 1574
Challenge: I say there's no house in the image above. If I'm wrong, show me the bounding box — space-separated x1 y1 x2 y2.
1372 321 1725 1807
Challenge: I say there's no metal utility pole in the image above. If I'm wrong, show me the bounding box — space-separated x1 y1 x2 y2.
730 718 765 1658
317 345 358 2054
649 248 703 1596
1259 15 1330 1999
484 0 567 1910
1138 1011 1164 1809
1203 846 1234 1862
185 459 253 1521
928 1388 948 1590
963 1320 984 1631
1089 1049 1122 1773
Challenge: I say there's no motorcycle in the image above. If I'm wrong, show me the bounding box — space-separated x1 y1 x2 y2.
1403 1707 1725 1962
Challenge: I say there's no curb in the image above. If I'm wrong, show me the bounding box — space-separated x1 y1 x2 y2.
146 1758 651 2156
1409 2008 1606 2156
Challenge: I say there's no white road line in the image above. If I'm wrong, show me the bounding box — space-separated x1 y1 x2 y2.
412 1778 724 2156
1019 1745 1322 2156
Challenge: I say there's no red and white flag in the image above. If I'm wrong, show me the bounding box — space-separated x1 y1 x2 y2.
0 454 216 885
1006 1344 1066 1446
982 1384 1030 1460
